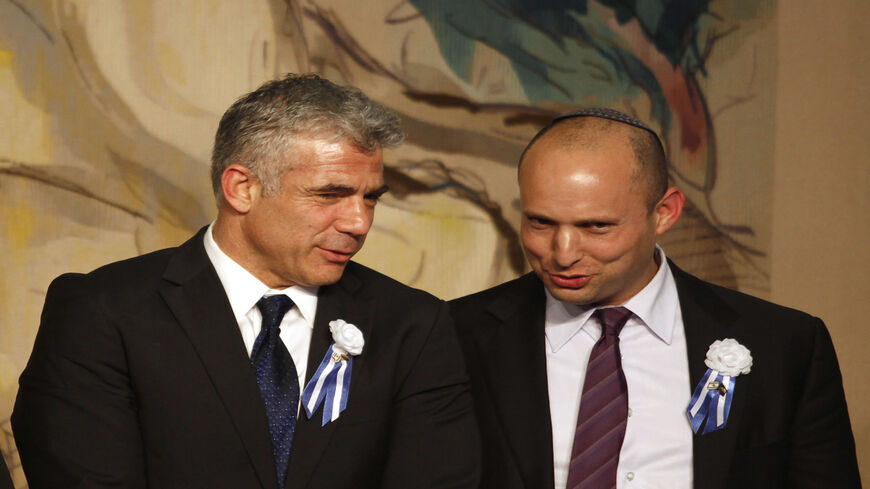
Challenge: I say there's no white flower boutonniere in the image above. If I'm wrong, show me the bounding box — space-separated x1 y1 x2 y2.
302 319 364 426
705 338 752 377
329 319 365 356
687 338 752 434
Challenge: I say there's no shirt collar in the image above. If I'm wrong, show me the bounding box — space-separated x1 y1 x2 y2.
622 246 680 344
203 223 319 327
544 292 597 352
544 246 680 352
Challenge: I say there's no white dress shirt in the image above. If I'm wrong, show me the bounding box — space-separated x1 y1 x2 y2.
546 247 693 489
203 223 319 395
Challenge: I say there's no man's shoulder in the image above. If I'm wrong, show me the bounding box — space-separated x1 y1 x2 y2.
46 239 191 304
670 262 818 324
449 272 541 313
344 261 443 306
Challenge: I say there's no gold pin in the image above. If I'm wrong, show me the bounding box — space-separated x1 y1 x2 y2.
707 380 727 396
331 352 349 363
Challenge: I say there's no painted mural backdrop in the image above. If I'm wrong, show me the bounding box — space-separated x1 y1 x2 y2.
0 0 775 484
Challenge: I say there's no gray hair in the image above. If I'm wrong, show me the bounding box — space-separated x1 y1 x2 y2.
210 73 404 200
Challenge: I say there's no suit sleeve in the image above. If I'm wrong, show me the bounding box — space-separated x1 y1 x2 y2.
0 458 13 489
787 318 861 488
11 274 147 488
380 301 481 489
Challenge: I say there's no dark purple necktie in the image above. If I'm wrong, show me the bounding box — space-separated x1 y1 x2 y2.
566 306 632 489
252 295 299 488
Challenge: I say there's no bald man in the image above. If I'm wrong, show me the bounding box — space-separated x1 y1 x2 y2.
449 109 860 489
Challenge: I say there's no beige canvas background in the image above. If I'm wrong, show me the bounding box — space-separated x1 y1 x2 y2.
770 0 870 479
0 0 866 486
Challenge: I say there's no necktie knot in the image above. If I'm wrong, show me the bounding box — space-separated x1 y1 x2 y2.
595 306 632 338
257 295 294 332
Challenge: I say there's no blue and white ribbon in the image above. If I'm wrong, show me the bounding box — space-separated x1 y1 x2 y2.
301 344 353 426
686 368 736 434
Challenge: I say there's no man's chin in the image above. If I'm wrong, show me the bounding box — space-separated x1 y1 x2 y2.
306 262 350 287
544 283 596 306
547 286 589 305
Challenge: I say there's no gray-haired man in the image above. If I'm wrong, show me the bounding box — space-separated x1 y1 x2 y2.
14 74 480 489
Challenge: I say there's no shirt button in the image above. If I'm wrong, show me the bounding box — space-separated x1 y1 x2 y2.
627 408 633 417
626 472 635 481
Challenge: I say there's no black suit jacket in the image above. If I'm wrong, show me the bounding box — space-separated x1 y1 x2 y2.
449 262 861 489
0 460 13 489
12 229 480 489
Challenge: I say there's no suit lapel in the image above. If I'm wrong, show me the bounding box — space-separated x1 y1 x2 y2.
671 262 746 489
160 229 275 489
285 264 373 489
480 273 555 489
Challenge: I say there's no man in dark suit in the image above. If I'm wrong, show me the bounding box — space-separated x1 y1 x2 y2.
12 74 479 489
450 109 861 489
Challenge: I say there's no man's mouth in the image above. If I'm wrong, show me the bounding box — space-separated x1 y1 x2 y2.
320 247 356 263
548 273 593 289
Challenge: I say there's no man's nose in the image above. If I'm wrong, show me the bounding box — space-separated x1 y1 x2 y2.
552 227 582 268
334 197 373 236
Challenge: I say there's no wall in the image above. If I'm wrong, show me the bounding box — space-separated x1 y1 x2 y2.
0 0 866 484
772 0 870 478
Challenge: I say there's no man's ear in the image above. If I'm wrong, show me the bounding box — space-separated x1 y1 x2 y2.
220 164 260 214
653 186 685 235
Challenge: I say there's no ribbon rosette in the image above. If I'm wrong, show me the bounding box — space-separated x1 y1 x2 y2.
301 319 364 426
687 339 752 434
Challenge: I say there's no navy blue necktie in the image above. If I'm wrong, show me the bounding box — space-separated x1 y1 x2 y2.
252 295 299 488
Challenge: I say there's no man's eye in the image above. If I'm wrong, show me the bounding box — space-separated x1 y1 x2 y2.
587 222 612 232
528 217 552 227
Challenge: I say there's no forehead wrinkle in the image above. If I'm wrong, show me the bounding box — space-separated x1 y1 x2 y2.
309 182 356 192
310 140 345 161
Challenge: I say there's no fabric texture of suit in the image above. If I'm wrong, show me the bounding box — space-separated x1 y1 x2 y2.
13 228 480 489
0 460 13 489
449 261 861 489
